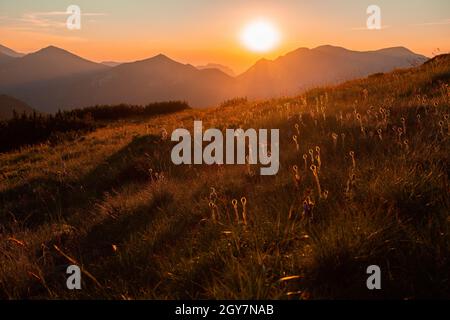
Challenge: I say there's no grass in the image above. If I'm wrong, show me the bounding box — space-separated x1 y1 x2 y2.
0 54 449 299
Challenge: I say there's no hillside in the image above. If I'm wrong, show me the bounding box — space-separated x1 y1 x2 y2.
0 55 448 299
0 94 35 120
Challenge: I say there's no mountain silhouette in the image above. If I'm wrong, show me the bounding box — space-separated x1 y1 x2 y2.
237 45 428 98
58 54 236 111
0 44 24 58
0 45 108 89
197 63 235 77
0 44 428 112
0 51 235 112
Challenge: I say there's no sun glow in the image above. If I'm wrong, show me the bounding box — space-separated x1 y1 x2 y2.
240 19 280 53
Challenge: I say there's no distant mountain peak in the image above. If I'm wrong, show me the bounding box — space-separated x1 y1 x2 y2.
35 45 72 56
152 53 173 61
196 63 235 77
0 44 108 90
377 46 415 54
255 57 272 65
135 53 179 65
43 45 60 50
0 44 24 57
314 45 350 52
382 46 411 52
23 45 108 67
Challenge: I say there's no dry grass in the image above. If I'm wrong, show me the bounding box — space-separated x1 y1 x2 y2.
0 55 449 299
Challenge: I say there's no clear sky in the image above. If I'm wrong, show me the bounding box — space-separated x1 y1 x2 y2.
1 0 449 73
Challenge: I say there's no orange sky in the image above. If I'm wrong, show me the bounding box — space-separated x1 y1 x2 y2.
1 0 449 73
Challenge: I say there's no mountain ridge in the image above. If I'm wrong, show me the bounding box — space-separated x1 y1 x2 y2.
237 45 428 98
0 44 430 112
0 44 24 58
0 44 109 89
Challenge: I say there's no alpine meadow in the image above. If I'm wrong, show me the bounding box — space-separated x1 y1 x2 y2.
1 53 449 299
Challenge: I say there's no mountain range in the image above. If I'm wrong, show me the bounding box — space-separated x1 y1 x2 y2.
0 44 428 113
0 94 34 120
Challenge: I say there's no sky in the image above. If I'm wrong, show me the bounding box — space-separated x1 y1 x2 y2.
0 0 449 73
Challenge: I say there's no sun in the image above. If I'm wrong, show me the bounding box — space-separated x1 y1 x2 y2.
240 19 280 53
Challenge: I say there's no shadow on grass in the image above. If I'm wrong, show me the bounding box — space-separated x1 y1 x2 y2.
0 134 170 229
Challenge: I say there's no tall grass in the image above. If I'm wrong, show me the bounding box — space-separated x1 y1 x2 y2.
0 55 449 299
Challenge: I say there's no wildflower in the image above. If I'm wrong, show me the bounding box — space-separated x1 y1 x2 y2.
331 133 338 150
397 127 403 144
209 202 218 222
308 148 314 163
241 197 248 225
403 139 409 152
345 173 356 195
349 151 356 169
302 154 308 171
231 199 239 223
294 123 300 135
302 195 315 220
310 164 322 197
292 165 301 189
401 117 406 135
320 105 326 121
416 114 422 129
292 135 299 152
438 120 445 137
356 113 362 127
377 128 383 141
209 187 217 202
315 146 321 171
360 126 366 137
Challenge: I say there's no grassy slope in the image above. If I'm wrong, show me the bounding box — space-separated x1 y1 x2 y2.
0 55 449 299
